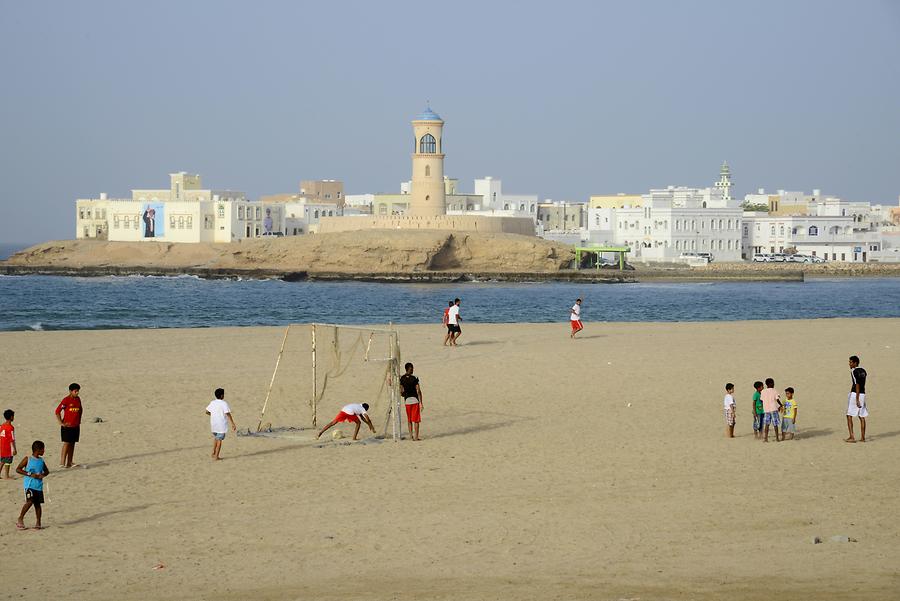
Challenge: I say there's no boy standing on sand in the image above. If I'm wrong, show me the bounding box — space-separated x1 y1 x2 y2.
760 378 783 442
399 363 424 441
317 403 376 441
723 383 736 438
1 410 16 479
55 383 83 468
781 387 798 440
752 381 764 439
16 440 49 530
845 355 868 443
570 298 584 338
205 388 237 460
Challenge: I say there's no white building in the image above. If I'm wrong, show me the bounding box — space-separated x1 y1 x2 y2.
76 173 282 243
741 214 882 262
584 163 743 262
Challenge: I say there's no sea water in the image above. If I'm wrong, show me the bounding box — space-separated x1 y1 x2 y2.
1 274 899 331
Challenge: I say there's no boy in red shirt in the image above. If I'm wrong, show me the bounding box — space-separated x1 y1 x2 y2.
55 383 83 468
0 409 16 479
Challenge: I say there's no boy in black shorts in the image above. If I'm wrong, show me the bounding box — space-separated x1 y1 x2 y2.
16 440 49 530
55 383 83 468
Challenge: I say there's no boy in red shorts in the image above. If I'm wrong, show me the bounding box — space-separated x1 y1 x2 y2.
399 362 424 441
570 298 584 338
55 383 83 468
316 403 376 441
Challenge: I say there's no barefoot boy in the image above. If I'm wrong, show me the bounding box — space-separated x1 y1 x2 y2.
781 387 798 440
399 363 424 441
845 355 868 443
205 388 237 460
723 383 736 438
317 403 376 441
442 300 454 346
570 298 584 339
761 378 783 442
16 440 49 530
55 383 83 468
752 381 764 439
0 409 16 479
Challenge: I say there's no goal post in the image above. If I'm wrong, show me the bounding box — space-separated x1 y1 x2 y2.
255 323 403 441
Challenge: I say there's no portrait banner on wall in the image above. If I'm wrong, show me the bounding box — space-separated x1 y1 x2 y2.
141 203 165 238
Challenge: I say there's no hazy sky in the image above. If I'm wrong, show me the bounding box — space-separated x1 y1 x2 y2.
1 0 898 243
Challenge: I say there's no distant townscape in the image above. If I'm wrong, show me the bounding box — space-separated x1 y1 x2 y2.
75 107 900 265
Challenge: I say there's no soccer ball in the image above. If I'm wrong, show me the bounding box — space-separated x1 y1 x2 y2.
332 430 344 440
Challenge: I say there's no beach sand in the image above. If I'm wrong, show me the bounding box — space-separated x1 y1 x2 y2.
1 319 898 600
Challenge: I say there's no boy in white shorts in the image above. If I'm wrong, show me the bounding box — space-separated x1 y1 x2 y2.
845 355 868 443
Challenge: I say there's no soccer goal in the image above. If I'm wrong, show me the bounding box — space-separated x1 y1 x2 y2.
255 323 403 441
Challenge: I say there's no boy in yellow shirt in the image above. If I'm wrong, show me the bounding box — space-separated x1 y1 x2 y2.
781 387 798 440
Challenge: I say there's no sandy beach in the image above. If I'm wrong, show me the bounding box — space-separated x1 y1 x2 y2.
1 319 898 601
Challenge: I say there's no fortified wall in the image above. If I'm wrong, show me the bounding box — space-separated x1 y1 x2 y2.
317 214 535 236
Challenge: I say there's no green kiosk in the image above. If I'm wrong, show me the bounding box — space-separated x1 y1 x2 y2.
573 245 631 270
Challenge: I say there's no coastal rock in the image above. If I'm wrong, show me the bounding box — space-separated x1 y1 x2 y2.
3 231 575 276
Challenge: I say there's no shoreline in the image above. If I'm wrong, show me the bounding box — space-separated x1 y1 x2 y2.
8 262 900 282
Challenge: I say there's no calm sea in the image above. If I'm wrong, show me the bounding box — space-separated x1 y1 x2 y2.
1 273 899 331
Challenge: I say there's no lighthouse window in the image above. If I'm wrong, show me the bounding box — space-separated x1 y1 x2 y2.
419 134 436 154
425 165 431 177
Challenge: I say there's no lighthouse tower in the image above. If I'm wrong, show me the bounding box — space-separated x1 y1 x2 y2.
409 106 446 216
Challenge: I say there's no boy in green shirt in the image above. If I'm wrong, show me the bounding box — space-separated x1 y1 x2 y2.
752 381 764 439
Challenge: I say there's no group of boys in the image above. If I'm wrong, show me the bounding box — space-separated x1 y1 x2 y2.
3 383 85 530
722 355 869 443
723 379 797 441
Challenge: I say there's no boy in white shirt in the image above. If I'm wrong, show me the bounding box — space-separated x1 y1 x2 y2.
205 388 237 460
447 298 462 346
723 382 736 438
570 298 584 338
316 403 376 441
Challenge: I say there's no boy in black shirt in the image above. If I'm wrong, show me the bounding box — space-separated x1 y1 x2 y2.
845 355 868 443
399 362 423 441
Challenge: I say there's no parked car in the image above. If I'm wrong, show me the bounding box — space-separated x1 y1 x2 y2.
752 253 771 262
679 252 710 263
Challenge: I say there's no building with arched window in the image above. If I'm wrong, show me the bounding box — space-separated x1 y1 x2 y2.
318 107 536 236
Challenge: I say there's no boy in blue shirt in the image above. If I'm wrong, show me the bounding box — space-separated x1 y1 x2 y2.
15 440 49 530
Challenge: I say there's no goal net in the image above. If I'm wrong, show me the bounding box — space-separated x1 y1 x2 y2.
255 324 403 441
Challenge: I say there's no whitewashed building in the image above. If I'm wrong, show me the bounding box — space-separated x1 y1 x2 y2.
584 163 743 262
76 173 282 243
741 214 882 262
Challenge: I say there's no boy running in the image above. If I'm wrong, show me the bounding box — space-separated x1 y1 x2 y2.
570 298 584 338
205 388 237 460
55 383 83 468
317 403 376 441
16 440 49 530
399 363 424 441
1 410 16 479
